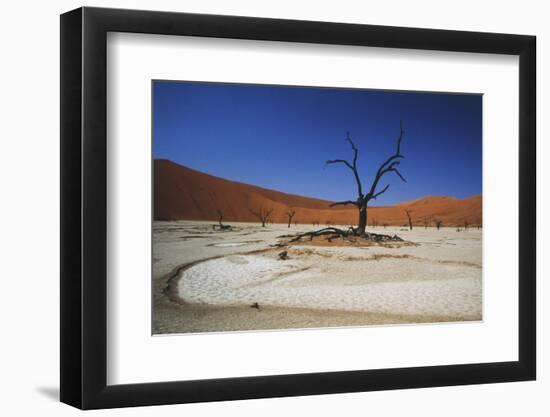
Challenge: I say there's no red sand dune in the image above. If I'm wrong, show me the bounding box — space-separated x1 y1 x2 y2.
154 159 482 227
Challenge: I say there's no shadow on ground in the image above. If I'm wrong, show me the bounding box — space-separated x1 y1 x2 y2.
35 386 59 401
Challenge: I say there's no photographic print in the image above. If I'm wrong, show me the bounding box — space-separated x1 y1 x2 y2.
152 81 482 335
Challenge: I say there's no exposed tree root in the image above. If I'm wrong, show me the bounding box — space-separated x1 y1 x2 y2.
288 227 404 244
212 224 233 231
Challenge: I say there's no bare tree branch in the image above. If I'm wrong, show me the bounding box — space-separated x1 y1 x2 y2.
393 168 407 183
372 184 390 199
329 200 358 207
396 120 404 156
367 121 406 200
325 159 353 170
248 206 274 227
326 132 363 198
346 132 363 198
286 208 296 228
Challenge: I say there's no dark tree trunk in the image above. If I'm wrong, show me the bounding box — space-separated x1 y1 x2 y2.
405 209 413 230
326 123 407 235
286 210 295 228
358 206 367 233
249 207 273 228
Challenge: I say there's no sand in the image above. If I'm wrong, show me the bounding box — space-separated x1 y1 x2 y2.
153 221 482 334
154 159 482 227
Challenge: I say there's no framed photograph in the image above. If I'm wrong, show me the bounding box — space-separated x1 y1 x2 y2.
60 7 536 409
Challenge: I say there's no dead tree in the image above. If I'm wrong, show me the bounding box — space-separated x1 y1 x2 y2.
213 209 231 230
216 209 224 228
249 206 273 227
463 219 469 231
286 209 296 228
423 217 431 229
405 209 413 230
326 123 407 235
434 219 443 230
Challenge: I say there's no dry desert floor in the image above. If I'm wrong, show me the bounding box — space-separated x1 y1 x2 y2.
153 221 482 334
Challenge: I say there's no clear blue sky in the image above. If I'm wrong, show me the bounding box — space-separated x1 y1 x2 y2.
153 81 482 206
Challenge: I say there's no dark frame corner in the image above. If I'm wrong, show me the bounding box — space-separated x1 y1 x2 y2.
60 6 536 409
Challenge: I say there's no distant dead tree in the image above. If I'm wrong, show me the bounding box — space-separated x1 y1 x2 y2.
383 223 388 229
405 209 413 230
286 209 296 228
423 216 431 229
249 206 273 227
463 219 469 231
371 218 378 228
216 209 224 228
434 219 443 230
213 209 231 230
326 123 407 235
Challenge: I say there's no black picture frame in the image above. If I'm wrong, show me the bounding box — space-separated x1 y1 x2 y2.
60 6 536 410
